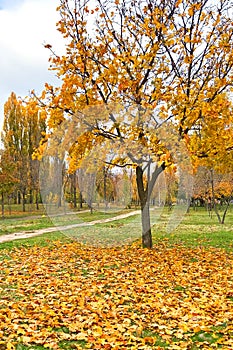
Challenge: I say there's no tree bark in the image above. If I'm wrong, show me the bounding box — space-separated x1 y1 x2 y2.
103 166 108 209
7 196 12 215
29 189 33 204
79 191 83 209
17 191 21 205
36 190 40 210
136 166 152 248
221 199 230 224
136 163 165 248
141 201 152 248
1 192 4 218
73 173 77 208
22 190 26 212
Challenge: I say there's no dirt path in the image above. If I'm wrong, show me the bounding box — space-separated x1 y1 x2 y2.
0 210 140 243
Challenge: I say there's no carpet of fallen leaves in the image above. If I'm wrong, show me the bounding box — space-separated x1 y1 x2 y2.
0 240 233 349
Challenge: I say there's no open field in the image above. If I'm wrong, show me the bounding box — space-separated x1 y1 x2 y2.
0 208 232 349
0 208 133 237
1 206 233 251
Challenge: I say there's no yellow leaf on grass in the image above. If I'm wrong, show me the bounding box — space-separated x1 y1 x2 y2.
7 343 15 350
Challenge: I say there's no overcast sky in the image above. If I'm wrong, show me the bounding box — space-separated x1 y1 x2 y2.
0 0 64 131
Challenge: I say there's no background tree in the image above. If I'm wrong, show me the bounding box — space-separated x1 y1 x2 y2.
25 99 47 209
0 151 18 217
2 93 28 211
1 93 46 211
40 0 233 247
190 92 233 222
193 165 233 223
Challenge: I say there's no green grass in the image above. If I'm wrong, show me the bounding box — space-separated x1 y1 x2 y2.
0 232 68 250
0 209 132 236
63 213 141 246
153 207 233 251
0 206 232 251
15 340 88 350
0 217 54 235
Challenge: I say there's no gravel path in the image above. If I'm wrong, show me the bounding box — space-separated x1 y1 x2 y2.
0 210 140 243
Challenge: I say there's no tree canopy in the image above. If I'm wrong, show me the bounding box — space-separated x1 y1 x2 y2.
35 0 233 246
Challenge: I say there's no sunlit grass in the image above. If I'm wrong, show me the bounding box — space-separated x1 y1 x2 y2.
0 206 232 251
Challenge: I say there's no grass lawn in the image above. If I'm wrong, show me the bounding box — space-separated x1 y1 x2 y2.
1 206 233 250
0 207 232 349
154 207 233 252
0 209 133 237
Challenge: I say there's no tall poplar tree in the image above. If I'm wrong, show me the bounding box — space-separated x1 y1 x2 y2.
2 93 46 211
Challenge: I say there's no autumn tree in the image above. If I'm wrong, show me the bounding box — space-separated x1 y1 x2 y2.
2 93 46 211
0 150 17 217
2 93 28 210
40 0 233 247
25 99 47 209
190 91 233 222
192 164 233 223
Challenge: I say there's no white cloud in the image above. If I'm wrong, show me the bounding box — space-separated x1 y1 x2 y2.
0 0 64 130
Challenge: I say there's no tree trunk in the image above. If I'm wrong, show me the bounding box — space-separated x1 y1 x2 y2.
220 192 232 224
29 189 33 204
136 166 152 248
1 192 4 218
141 201 152 248
17 191 21 205
36 190 40 210
79 191 83 209
57 193 62 207
103 166 108 209
22 190 26 212
8 196 11 215
221 200 230 224
136 163 165 248
73 182 77 208
72 172 77 208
